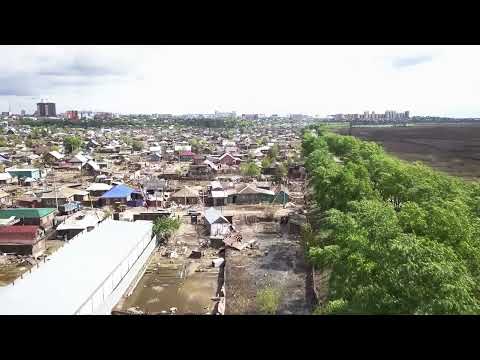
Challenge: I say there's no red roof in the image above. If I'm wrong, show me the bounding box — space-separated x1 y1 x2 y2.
180 150 195 156
0 225 39 245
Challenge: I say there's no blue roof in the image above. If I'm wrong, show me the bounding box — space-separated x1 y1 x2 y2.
100 184 139 199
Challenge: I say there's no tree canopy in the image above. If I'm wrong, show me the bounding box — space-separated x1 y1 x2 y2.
241 161 261 178
303 125 480 314
63 136 83 154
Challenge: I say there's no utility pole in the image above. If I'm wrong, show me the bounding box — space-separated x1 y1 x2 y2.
54 174 58 211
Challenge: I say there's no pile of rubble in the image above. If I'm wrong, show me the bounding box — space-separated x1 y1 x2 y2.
0 254 37 267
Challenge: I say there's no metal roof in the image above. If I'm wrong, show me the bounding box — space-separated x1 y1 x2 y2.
211 190 227 198
0 208 56 219
86 183 112 192
56 212 103 231
100 184 139 199
204 207 229 224
0 219 152 315
0 225 39 245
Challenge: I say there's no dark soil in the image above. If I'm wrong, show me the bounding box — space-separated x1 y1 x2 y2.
340 124 480 180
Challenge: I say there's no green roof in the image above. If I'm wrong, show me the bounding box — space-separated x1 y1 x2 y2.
0 208 56 219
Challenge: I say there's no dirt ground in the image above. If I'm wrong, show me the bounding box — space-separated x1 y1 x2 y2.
0 240 64 286
339 124 480 180
225 221 310 315
114 222 222 315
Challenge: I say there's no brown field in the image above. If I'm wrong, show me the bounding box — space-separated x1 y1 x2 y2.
339 124 480 180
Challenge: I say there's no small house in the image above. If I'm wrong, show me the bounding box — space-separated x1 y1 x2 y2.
218 153 241 166
0 208 56 230
0 172 15 185
45 151 65 164
6 167 41 181
41 187 89 208
179 150 195 162
231 184 275 205
192 155 206 165
150 152 162 162
16 196 41 208
86 183 113 197
204 207 231 239
84 160 101 175
99 184 143 206
170 186 200 205
0 225 45 257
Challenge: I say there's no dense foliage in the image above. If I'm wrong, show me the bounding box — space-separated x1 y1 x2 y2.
63 136 83 154
303 125 480 314
153 216 181 242
240 161 261 177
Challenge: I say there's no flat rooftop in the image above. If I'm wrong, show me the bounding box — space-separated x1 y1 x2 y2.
0 219 152 315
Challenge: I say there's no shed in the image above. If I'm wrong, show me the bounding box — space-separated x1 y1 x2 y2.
204 207 231 238
0 225 45 257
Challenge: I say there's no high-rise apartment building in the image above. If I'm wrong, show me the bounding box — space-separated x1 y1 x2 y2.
37 102 56 117
65 110 79 121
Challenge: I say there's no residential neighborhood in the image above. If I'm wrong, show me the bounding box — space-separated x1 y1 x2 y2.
0 113 311 315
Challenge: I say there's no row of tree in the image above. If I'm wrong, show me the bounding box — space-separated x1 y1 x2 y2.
302 125 480 314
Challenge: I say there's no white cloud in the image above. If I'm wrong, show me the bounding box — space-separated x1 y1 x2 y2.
0 45 479 117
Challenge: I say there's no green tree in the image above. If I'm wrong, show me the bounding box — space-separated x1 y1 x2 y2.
64 136 83 154
240 161 261 178
132 140 144 151
0 136 8 147
261 156 272 169
153 216 181 243
303 127 480 314
268 144 280 160
309 200 480 314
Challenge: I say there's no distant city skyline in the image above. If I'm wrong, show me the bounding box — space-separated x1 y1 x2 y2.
1 45 480 117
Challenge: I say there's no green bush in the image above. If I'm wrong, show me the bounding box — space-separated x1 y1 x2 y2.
256 286 281 315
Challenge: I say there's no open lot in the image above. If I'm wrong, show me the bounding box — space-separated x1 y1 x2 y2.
340 124 480 180
225 221 310 315
113 221 222 315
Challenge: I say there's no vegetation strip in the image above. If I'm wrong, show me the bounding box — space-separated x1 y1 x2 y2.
302 125 480 314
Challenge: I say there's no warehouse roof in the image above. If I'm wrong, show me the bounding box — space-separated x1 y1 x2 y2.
100 184 139 199
0 208 56 219
0 219 152 314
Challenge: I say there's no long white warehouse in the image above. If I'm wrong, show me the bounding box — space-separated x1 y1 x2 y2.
0 219 154 315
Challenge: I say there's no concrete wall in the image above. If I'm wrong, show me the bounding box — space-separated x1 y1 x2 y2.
74 227 154 315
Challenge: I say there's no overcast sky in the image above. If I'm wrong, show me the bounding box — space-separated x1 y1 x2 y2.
0 45 479 117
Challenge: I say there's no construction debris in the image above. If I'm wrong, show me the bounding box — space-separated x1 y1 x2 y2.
223 232 246 251
212 258 225 268
127 307 144 315
189 250 202 259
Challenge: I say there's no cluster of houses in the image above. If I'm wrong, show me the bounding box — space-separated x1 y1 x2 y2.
0 122 306 260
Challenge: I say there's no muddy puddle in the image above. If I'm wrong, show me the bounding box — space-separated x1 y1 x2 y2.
120 259 219 315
